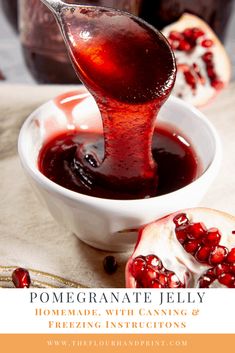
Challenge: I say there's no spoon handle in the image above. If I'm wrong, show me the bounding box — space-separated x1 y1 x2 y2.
40 0 67 14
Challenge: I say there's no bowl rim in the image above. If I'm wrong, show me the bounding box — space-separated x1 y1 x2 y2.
18 89 222 207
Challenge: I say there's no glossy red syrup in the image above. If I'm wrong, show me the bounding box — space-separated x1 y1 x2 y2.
53 6 176 197
38 125 198 200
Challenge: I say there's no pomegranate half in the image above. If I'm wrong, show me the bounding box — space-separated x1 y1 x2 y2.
125 208 235 288
162 13 231 107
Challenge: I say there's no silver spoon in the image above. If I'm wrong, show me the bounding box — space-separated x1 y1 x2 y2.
40 0 66 14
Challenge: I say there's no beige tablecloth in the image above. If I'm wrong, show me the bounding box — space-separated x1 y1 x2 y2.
0 83 235 287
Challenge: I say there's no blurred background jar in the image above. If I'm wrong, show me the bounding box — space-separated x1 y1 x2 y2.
1 0 233 84
1 0 18 32
18 0 141 84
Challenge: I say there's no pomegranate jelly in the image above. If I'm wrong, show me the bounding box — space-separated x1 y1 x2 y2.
54 6 176 197
39 127 198 200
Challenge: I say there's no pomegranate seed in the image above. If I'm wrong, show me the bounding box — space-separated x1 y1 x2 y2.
158 273 168 286
207 67 216 79
230 280 235 288
142 267 158 287
177 64 189 72
232 230 235 234
191 27 205 39
211 80 224 90
103 256 118 274
201 39 214 48
202 51 213 62
151 280 163 288
193 63 205 84
230 263 235 274
131 254 183 289
195 246 211 263
209 246 228 265
131 256 146 279
169 31 183 41
218 273 235 287
203 228 221 246
206 268 216 278
178 39 191 51
183 28 193 38
226 248 235 263
199 77 206 85
168 273 182 288
173 213 189 226
214 263 230 276
175 224 189 244
199 275 214 288
192 63 200 72
188 222 206 239
170 41 180 50
12 268 31 288
184 240 200 254
146 255 163 270
184 71 196 89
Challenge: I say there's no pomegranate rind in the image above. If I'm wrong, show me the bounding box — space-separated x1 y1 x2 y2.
125 208 235 288
162 13 231 107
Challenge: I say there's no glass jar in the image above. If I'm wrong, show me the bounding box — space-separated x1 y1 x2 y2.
18 0 141 84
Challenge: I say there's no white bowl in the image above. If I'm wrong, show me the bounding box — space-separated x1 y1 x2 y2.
18 87 222 251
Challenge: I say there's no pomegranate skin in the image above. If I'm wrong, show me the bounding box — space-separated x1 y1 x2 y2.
125 208 235 288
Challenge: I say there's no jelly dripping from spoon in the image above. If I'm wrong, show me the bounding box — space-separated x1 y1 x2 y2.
40 0 176 198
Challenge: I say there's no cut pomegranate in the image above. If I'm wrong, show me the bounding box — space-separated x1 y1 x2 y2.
12 268 31 288
162 13 231 107
125 208 235 288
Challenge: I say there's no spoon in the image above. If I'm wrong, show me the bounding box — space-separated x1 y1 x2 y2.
41 0 65 14
40 0 176 196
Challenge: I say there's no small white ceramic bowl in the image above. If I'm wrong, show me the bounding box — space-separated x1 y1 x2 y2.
18 87 221 251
